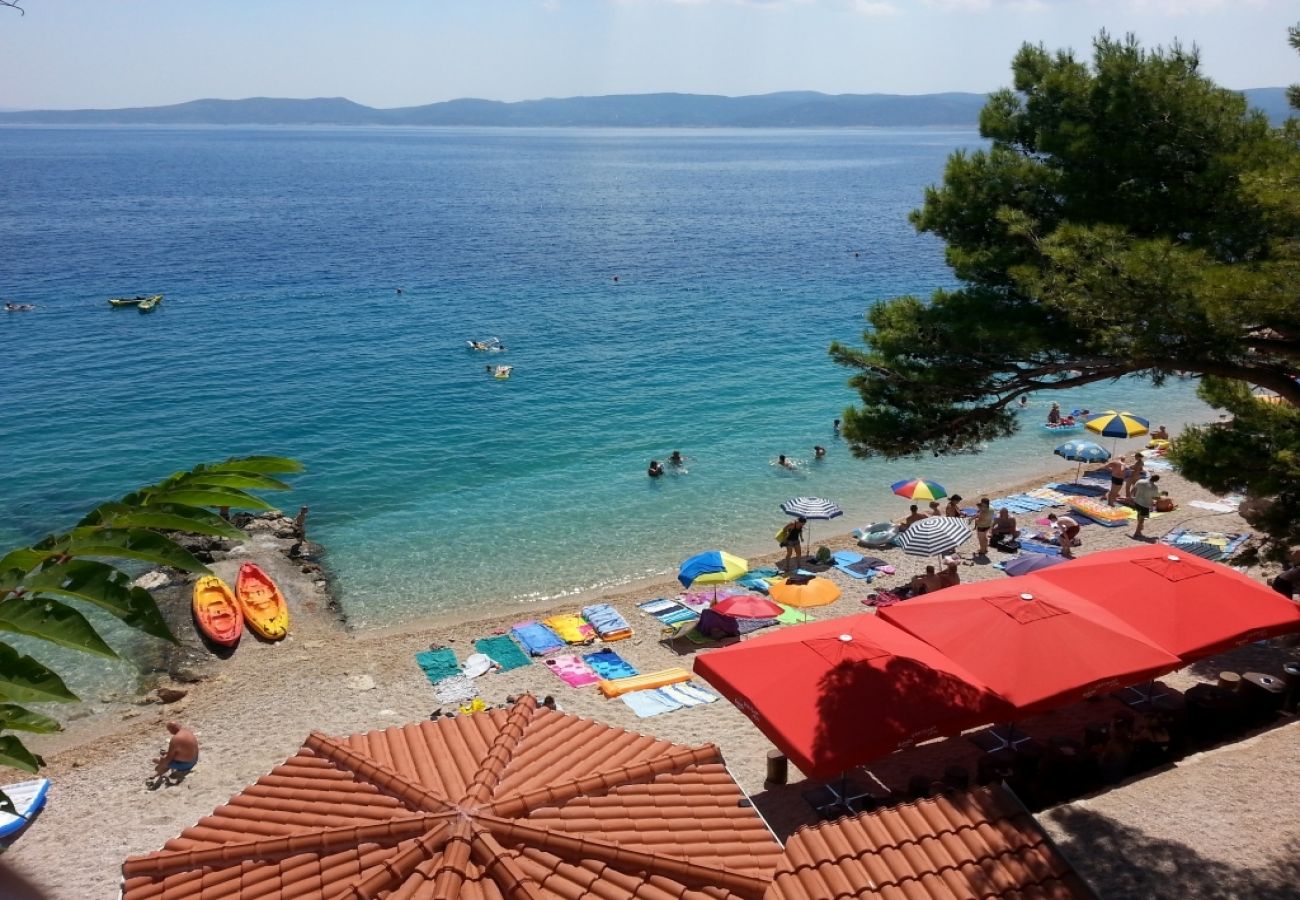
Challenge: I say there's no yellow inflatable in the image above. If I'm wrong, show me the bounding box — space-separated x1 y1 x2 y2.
1146 438 1171 450
598 667 692 698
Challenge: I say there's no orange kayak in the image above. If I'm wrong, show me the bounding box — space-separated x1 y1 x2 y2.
235 562 289 640
192 575 243 647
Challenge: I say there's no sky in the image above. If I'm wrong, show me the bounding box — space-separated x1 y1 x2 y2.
0 0 1295 110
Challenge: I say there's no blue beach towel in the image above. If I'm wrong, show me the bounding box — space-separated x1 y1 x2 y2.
511 621 564 656
583 648 638 680
473 635 532 672
736 573 771 593
581 603 633 640
621 689 683 718
414 648 460 685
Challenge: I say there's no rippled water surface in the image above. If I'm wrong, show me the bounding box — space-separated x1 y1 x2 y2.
0 126 1212 634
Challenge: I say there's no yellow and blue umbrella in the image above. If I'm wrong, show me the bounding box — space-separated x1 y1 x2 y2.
890 478 947 502
1084 410 1150 440
677 550 748 588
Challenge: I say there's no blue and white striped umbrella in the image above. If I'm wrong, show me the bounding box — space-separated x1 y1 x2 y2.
1053 440 1111 463
894 516 972 558
780 497 843 520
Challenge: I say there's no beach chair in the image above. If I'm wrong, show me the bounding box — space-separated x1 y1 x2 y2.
659 617 700 654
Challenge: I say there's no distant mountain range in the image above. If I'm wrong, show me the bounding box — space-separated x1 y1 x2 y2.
0 88 1291 128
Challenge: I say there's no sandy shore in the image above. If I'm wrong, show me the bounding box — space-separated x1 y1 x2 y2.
4 460 1295 898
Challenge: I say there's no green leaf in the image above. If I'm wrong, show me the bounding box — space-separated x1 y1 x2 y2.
0 549 51 576
142 488 273 512
80 502 244 539
0 703 62 734
0 642 77 704
181 472 292 492
58 528 207 573
23 561 175 643
0 735 43 773
0 597 117 658
201 456 304 476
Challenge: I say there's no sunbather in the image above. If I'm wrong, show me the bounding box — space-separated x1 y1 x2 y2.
898 504 926 530
990 508 1019 552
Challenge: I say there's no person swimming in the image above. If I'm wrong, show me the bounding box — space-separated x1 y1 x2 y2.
668 450 684 466
814 445 826 459
1017 396 1029 408
647 460 664 477
776 454 797 470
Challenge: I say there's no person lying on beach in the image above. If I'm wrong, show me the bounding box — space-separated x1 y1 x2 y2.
909 565 943 596
153 722 199 778
898 504 926 530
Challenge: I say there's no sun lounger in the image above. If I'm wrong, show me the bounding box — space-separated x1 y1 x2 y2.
660 616 701 652
511 621 564 656
473 635 531 672
581 603 633 641
543 654 601 687
582 648 638 680
414 648 460 685
598 667 692 698
543 613 597 645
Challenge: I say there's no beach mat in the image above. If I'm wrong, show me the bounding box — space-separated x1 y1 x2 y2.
434 674 477 705
582 648 638 680
776 603 812 624
474 635 531 672
637 598 698 626
511 621 564 656
415 648 460 685
543 654 600 687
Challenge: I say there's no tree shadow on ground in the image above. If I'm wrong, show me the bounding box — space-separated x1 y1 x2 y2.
1043 806 1300 900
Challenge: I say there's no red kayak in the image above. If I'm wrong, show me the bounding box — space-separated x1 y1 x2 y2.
192 575 243 647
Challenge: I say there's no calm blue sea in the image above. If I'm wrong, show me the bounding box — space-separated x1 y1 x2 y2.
1 126 1212 650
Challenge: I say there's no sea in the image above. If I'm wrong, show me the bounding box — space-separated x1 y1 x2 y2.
0 126 1214 688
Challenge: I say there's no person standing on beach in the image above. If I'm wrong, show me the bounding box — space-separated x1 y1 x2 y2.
1047 513 1081 559
780 516 807 572
1104 457 1126 506
973 498 994 556
1131 474 1160 539
1123 453 1146 501
153 722 199 779
944 494 965 517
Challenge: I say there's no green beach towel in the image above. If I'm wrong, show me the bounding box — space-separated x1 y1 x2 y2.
415 648 460 685
474 635 532 672
776 603 812 625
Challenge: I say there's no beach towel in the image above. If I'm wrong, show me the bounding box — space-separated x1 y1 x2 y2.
511 621 564 656
736 574 771 593
661 682 719 706
836 559 879 580
776 603 812 624
621 689 683 718
748 566 781 578
862 590 905 609
434 674 478 705
543 613 597 645
473 635 531 672
1161 529 1248 561
581 603 633 641
583 648 638 680
638 598 698 626
1189 500 1237 513
543 654 601 687
414 648 460 685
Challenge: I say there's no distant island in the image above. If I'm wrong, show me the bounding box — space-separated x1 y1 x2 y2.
3 88 1288 128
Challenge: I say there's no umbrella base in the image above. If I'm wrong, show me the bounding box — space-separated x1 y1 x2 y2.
969 723 1033 754
802 775 880 820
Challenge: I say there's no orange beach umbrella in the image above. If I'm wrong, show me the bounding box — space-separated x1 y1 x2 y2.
769 576 841 609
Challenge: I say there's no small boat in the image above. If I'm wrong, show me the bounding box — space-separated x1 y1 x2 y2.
0 777 51 840
137 295 163 313
192 575 243 647
235 562 289 640
4 303 35 312
108 294 161 308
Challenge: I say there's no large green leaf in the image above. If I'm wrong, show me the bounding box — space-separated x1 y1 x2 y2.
0 597 117 658
200 456 304 475
142 488 273 512
181 472 292 492
0 642 77 704
0 548 52 576
24 561 175 642
80 502 244 539
57 528 206 573
0 735 43 773
0 703 62 734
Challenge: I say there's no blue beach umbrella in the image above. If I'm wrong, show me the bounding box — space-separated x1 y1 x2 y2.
1054 439 1111 483
677 550 748 588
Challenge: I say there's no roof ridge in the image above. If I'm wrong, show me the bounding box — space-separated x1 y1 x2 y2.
485 742 722 818
121 813 452 879
468 822 548 899
480 814 771 899
304 731 456 813
465 694 538 808
325 820 457 900
431 819 475 898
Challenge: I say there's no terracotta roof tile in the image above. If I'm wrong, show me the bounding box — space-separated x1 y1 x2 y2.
764 786 1096 900
122 696 780 899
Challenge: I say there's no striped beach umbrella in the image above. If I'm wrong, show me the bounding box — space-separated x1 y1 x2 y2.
894 516 972 558
677 550 748 588
1054 439 1111 483
1084 410 1150 439
891 478 947 502
780 496 843 520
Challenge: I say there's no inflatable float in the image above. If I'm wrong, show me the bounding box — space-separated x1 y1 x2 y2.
0 778 50 840
598 667 692 698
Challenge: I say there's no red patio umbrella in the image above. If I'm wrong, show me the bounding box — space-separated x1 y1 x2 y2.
711 594 785 619
1035 546 1300 662
877 574 1181 716
693 614 1011 778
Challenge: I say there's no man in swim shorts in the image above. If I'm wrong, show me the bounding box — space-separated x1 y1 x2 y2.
1104 457 1126 506
154 722 199 778
1046 513 1081 559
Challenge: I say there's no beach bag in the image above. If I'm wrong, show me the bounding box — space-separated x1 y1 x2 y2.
775 525 790 545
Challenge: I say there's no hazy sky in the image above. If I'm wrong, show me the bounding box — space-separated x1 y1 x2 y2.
1 0 1295 109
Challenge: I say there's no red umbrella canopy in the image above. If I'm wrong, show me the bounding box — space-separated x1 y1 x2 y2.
711 594 785 619
1035 546 1300 662
878 575 1181 716
693 614 1011 777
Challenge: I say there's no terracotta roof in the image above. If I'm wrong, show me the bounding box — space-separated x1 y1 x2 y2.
121 695 782 899
765 785 1096 900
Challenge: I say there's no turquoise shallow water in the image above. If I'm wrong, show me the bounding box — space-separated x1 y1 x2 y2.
0 126 1212 644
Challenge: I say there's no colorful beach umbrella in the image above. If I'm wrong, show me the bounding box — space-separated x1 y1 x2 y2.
893 516 971 558
711 594 785 619
1053 439 1111 482
693 613 1012 777
769 576 842 609
1084 410 1150 440
677 550 747 588
891 478 947 502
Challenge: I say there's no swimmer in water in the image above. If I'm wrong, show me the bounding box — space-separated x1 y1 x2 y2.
1017 396 1028 408
669 450 684 466
647 460 664 478
777 455 796 470
814 445 826 459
